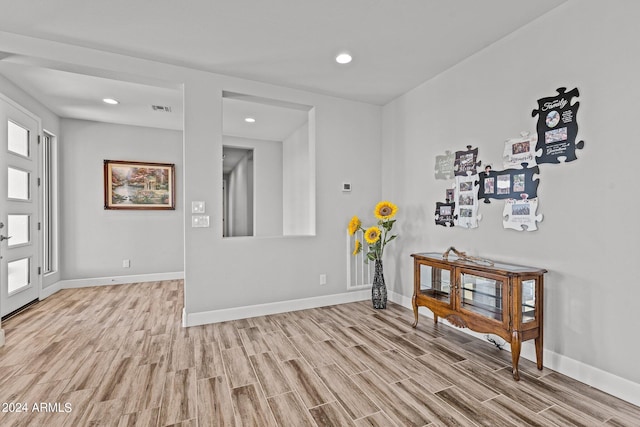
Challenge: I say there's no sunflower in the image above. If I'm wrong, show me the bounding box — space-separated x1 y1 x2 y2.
348 215 361 236
352 239 362 255
364 226 382 244
374 201 398 220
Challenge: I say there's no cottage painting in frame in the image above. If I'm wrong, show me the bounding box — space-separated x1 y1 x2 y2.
104 160 175 210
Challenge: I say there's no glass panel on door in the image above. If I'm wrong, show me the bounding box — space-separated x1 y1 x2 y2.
8 257 30 294
8 120 30 157
7 214 30 247
8 167 30 200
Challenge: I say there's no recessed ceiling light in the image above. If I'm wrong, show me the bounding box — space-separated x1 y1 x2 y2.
103 98 119 105
335 52 352 64
244 117 256 123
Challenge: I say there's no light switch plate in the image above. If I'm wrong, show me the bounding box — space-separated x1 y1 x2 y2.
191 215 210 228
192 201 206 213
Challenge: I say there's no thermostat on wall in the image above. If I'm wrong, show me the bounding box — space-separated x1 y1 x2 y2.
342 183 352 192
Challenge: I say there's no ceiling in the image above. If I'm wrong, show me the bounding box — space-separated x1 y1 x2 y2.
0 0 566 133
222 93 310 142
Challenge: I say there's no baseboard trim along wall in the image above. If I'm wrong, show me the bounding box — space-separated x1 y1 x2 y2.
183 289 371 327
388 291 640 408
41 271 184 299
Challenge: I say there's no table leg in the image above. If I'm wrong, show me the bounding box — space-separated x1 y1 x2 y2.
511 330 521 381
411 294 419 328
535 336 543 370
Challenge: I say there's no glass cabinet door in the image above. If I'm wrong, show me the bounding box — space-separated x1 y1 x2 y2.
522 279 537 323
419 263 451 304
459 271 504 321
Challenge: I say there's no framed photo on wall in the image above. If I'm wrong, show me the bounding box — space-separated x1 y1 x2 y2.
104 160 175 210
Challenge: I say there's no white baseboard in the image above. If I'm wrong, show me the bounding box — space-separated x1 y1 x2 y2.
40 281 62 299
0 328 4 347
56 271 184 289
183 290 370 327
388 291 640 407
38 271 184 302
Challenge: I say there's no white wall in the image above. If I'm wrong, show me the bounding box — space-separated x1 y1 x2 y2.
382 0 640 392
183 79 381 315
283 121 312 235
60 119 184 279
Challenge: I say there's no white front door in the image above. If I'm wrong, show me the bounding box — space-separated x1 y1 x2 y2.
0 95 41 318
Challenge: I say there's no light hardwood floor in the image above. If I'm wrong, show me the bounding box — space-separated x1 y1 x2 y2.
0 280 639 426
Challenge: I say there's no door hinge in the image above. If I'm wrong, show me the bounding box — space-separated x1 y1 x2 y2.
38 267 42 275
38 222 41 231
37 177 41 186
38 135 41 144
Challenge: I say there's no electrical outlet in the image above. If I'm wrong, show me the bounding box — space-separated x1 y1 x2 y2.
123 259 130 268
319 274 327 285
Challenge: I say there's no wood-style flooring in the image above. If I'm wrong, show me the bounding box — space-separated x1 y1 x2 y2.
0 280 639 426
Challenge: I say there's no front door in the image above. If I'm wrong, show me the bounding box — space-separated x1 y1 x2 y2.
0 95 41 318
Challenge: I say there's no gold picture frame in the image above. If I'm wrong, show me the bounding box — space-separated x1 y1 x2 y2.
104 160 175 210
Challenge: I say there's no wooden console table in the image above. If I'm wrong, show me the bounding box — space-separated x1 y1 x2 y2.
411 252 546 380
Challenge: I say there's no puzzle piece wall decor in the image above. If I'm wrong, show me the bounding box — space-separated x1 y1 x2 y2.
454 174 481 228
445 187 455 203
435 150 455 180
429 85 585 230
532 87 585 164
435 201 457 227
503 132 540 169
477 165 540 203
502 196 543 231
453 146 481 177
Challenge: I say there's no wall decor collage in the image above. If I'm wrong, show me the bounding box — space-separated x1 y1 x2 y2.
433 87 585 232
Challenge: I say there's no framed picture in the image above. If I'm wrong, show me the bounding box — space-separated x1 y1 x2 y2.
478 165 540 203
104 160 175 210
532 87 584 164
